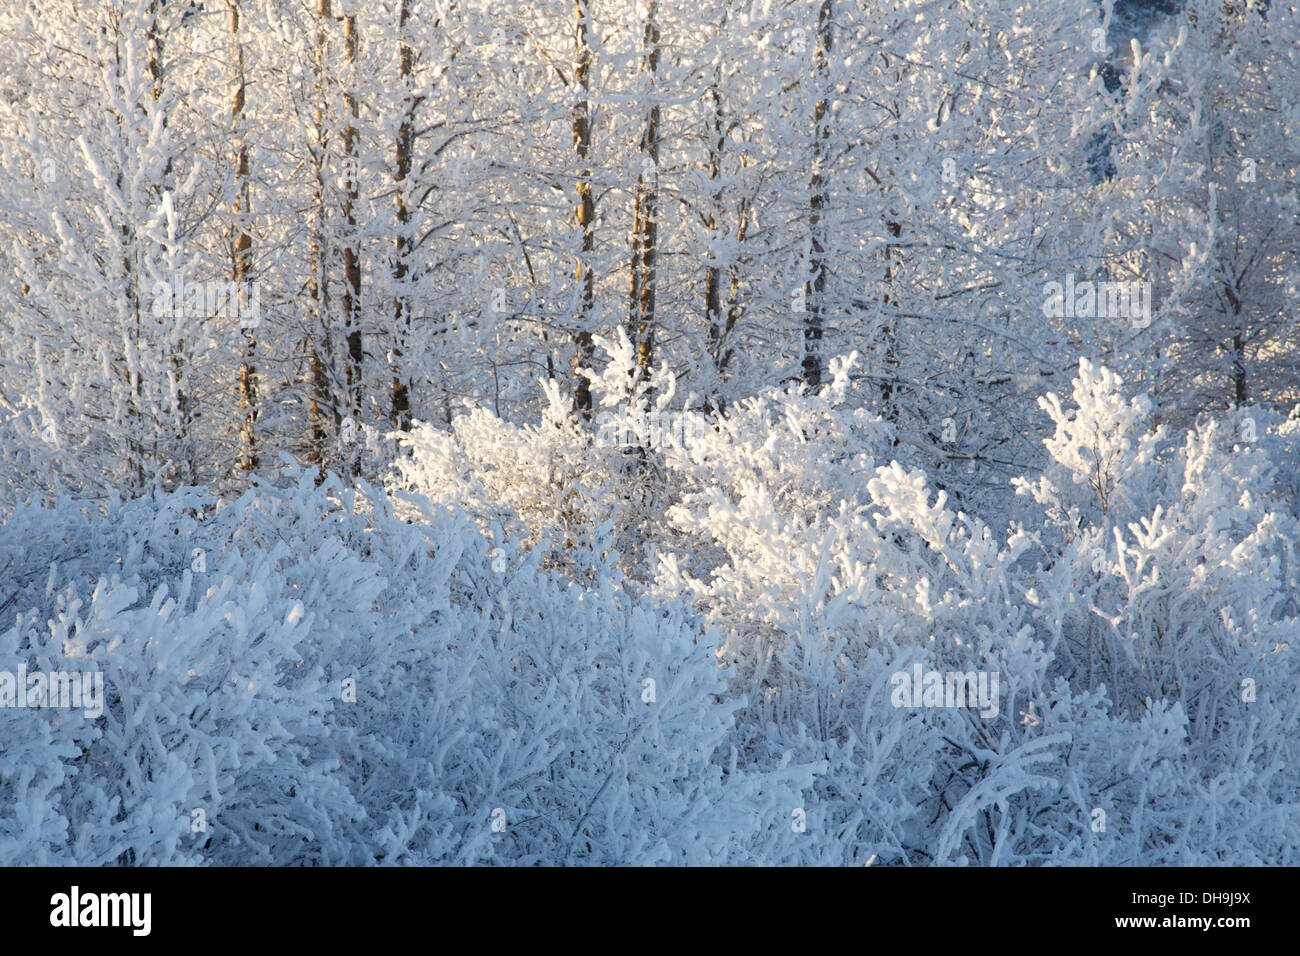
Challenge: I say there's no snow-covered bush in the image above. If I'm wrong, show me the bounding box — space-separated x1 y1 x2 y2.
661 386 1074 864
382 341 1300 865
0 464 812 865
1015 361 1300 862
389 331 679 587
5 346 1296 865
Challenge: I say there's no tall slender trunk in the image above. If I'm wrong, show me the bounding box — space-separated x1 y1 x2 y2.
307 0 334 474
879 218 901 411
627 0 660 380
803 0 833 390
111 28 145 491
390 0 417 431
230 0 258 474
122 217 145 491
1226 281 1247 405
704 78 725 368
150 0 191 484
571 0 596 418
876 51 904 418
341 9 363 475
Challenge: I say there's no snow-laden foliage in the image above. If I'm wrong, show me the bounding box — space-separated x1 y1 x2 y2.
0 464 812 865
1014 363 1300 862
386 340 1299 865
4 341 1297 865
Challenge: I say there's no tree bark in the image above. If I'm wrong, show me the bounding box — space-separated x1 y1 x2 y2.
341 8 363 474
1226 280 1247 406
704 78 725 370
307 0 334 475
627 0 660 380
803 0 833 390
151 0 193 485
230 0 258 473
571 0 597 418
390 0 417 431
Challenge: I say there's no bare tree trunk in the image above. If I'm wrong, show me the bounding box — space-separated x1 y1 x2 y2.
109 24 146 491
704 78 725 368
571 0 597 418
879 218 901 411
390 0 418 431
122 224 144 491
341 9 363 475
866 51 906 420
703 73 749 384
627 0 660 379
307 0 334 475
1226 281 1248 406
229 0 257 474
150 0 192 485
724 196 749 365
803 0 833 390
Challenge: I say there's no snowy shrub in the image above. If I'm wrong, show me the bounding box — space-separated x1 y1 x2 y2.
5 348 1296 866
382 342 1300 865
0 464 812 865
663 403 1072 864
1016 361 1300 862
0 480 360 864
389 331 678 587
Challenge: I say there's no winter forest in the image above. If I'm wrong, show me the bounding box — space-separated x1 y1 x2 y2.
0 0 1298 866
